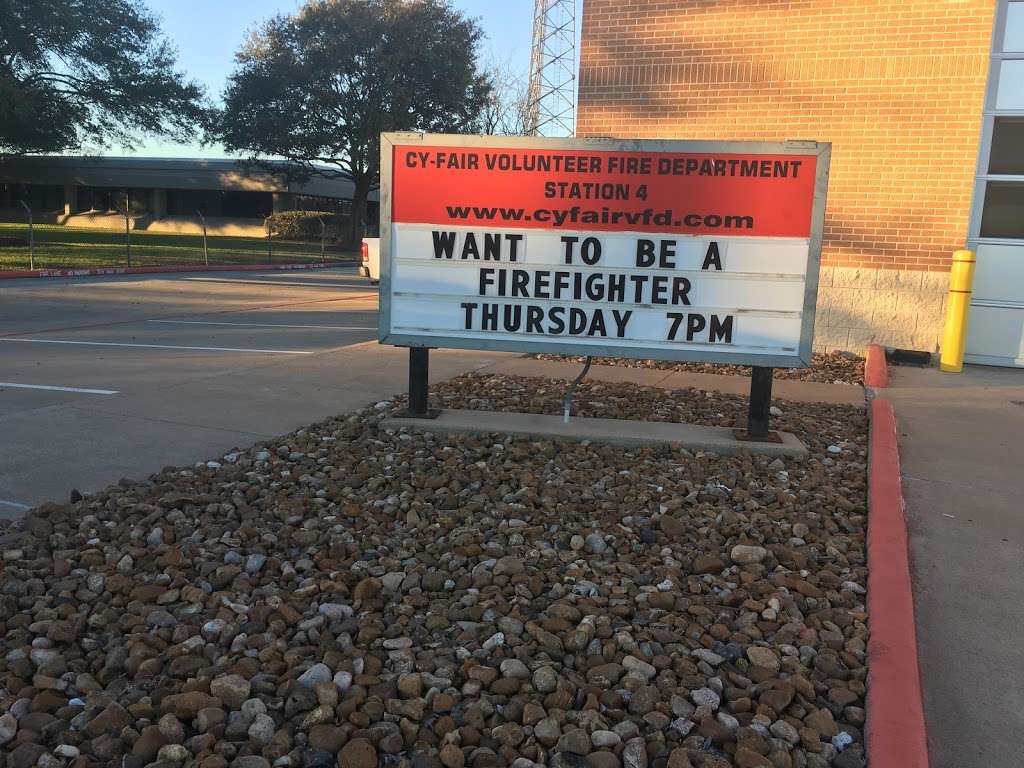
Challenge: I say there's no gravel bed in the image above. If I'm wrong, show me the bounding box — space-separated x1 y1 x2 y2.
525 353 864 386
0 375 868 768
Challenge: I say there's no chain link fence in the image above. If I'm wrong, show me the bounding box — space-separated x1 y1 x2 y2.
0 219 357 272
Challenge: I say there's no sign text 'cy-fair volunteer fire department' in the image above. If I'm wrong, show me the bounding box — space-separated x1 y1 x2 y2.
378 134 830 367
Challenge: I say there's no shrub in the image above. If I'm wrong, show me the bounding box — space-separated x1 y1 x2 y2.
265 211 343 241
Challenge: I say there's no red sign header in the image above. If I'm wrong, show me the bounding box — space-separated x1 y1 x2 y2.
391 145 818 238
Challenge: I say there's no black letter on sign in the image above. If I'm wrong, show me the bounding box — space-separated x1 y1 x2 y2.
479 268 495 295
708 314 734 343
702 242 723 271
686 313 707 341
506 234 523 262
667 312 685 341
580 237 601 265
561 236 579 264
636 239 656 267
433 231 456 259
460 302 477 329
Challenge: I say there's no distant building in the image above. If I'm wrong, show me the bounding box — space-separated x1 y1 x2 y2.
578 0 1024 367
0 155 378 237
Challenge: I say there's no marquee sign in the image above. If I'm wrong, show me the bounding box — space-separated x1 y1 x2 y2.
378 134 830 367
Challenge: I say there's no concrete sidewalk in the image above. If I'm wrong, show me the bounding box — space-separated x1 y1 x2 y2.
886 364 1024 768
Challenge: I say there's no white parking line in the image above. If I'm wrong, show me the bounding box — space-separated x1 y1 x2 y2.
148 320 377 331
0 499 30 511
0 338 312 355
182 277 360 289
0 382 119 395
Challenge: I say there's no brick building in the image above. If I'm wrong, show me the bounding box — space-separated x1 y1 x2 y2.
578 0 1024 367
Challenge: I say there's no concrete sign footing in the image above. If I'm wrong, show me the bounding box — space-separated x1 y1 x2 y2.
381 409 808 458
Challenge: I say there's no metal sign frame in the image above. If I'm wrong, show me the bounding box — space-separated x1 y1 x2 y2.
378 133 830 368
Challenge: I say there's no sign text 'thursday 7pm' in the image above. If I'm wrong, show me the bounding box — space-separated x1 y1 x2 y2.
378 134 831 367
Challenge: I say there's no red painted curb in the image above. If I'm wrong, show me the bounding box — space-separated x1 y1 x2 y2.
865 343 889 388
0 261 353 280
867 398 929 768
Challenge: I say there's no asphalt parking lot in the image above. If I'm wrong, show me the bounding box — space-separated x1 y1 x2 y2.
0 268 501 514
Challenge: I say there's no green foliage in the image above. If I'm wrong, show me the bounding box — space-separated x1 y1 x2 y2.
266 211 341 241
0 0 206 154
211 0 492 244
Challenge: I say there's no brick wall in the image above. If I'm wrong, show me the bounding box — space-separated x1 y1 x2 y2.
578 0 995 352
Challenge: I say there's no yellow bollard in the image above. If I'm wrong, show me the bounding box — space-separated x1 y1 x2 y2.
939 250 976 373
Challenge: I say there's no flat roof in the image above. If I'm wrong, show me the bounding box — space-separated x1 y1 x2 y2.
0 155 378 201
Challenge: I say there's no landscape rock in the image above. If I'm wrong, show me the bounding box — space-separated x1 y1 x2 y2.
0 373 869 768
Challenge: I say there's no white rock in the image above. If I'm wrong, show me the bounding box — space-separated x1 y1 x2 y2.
770 719 800 744
691 687 720 709
716 711 740 732
482 632 505 651
730 544 768 564
832 731 854 751
692 648 725 666
669 717 695 737
0 713 16 746
157 744 190 762
248 712 276 745
333 671 353 692
318 603 354 620
500 659 530 679
297 663 332 688
622 654 657 680
591 730 621 748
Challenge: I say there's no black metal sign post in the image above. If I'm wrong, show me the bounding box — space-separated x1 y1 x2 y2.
734 366 782 443
403 347 438 419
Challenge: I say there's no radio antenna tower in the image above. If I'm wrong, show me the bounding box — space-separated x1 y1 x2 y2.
526 0 576 136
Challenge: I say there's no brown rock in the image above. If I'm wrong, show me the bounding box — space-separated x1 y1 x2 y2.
9 742 47 768
734 747 773 768
133 725 170 762
161 691 221 720
699 716 734 745
693 554 725 574
804 708 838 737
308 724 346 753
587 753 621 768
659 514 687 538
440 743 465 768
338 737 377 768
759 686 794 714
84 702 131 737
493 556 525 577
353 578 381 604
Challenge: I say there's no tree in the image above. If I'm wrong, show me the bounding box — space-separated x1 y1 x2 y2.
481 57 532 137
212 0 492 246
0 0 206 155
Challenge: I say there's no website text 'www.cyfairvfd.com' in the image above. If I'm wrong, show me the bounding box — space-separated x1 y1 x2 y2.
444 205 754 231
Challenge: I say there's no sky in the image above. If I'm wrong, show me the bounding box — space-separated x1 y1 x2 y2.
137 0 536 158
